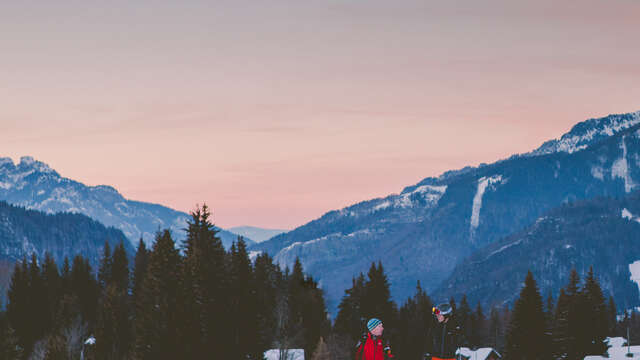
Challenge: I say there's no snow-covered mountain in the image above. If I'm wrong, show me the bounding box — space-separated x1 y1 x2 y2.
0 157 250 249
527 111 640 156
228 226 287 243
251 110 640 312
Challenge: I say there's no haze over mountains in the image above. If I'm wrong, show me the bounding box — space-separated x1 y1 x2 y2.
229 226 287 243
251 110 640 312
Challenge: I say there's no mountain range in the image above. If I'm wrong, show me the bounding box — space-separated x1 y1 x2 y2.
2 109 640 314
250 110 640 312
0 157 253 249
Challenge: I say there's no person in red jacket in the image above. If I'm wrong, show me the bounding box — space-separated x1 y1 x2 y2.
355 318 394 360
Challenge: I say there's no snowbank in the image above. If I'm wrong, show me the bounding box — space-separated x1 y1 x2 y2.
585 337 640 359
264 349 304 360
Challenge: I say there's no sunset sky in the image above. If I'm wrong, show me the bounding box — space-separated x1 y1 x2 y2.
2 0 639 229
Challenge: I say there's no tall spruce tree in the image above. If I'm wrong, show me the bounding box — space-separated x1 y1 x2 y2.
253 252 282 354
581 267 608 356
134 230 183 360
470 302 487 348
95 240 131 359
488 307 501 350
41 252 61 335
70 255 99 327
334 273 367 341
395 281 432 360
181 204 229 358
457 295 472 348
504 271 549 360
362 262 397 336
552 288 570 359
227 238 259 359
132 239 149 310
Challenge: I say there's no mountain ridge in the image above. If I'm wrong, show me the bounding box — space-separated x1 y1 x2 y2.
250 109 640 313
0 156 252 249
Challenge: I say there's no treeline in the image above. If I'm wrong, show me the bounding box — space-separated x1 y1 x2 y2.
0 205 329 360
329 266 630 359
0 205 636 360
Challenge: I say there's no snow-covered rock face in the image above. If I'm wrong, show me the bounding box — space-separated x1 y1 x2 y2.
630 260 640 293
470 175 504 241
612 136 635 193
529 111 640 156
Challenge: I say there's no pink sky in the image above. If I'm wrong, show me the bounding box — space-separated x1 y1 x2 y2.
2 0 639 229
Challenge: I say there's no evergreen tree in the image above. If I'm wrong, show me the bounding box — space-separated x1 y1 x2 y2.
334 273 367 341
504 271 549 360
361 262 397 336
70 255 99 327
95 241 130 360
488 307 501 350
181 204 228 358
60 257 71 295
581 267 608 356
608 296 618 336
394 281 432 360
110 241 130 292
286 258 330 355
552 288 570 359
553 268 582 360
253 252 282 354
41 252 62 334
131 239 149 311
134 230 183 360
544 292 554 338
98 241 113 289
470 302 487 348
457 295 472 347
227 238 259 359
29 253 49 352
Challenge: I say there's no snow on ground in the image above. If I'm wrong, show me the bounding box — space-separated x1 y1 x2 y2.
457 347 499 360
630 261 640 293
264 349 304 360
586 337 640 359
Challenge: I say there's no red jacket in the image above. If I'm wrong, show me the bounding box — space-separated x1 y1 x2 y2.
355 332 385 360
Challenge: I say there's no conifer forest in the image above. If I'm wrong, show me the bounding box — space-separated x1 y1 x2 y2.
0 205 633 360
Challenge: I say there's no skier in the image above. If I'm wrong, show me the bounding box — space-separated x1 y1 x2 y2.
355 318 394 359
424 303 461 360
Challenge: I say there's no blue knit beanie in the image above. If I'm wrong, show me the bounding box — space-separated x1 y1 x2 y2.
367 318 382 332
